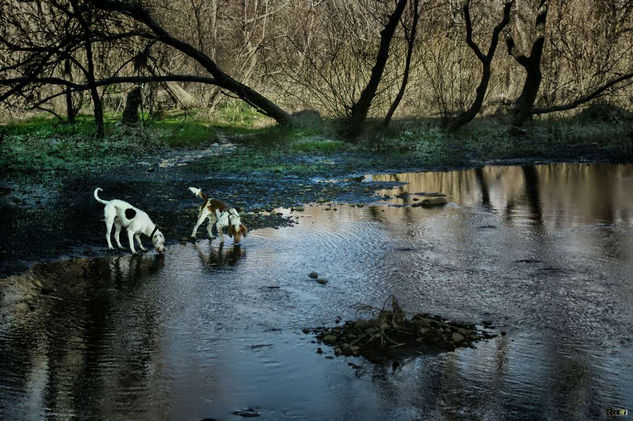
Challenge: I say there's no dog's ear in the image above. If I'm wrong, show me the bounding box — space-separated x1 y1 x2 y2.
240 224 248 237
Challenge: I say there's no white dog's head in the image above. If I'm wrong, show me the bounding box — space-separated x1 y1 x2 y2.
151 229 166 253
227 209 248 244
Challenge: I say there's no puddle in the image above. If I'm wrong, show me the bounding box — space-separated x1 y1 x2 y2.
1 163 633 419
158 143 235 168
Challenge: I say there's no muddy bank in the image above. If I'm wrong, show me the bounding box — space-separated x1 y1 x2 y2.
0 147 405 276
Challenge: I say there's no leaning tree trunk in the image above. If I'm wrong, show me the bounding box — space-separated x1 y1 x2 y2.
531 71 633 115
383 0 420 129
92 0 291 126
344 0 408 139
448 0 513 131
506 0 548 127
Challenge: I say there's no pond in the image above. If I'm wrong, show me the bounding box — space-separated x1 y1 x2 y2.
1 163 632 420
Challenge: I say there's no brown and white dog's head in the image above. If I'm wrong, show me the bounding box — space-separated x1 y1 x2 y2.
227 209 248 244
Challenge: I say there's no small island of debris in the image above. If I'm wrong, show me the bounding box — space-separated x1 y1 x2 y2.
304 296 497 363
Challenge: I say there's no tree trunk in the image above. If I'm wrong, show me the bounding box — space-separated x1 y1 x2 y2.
449 70 492 130
122 87 142 125
85 38 104 138
71 0 104 137
506 0 548 127
90 87 105 138
448 0 513 131
344 0 408 139
64 59 75 123
513 61 542 126
383 0 420 129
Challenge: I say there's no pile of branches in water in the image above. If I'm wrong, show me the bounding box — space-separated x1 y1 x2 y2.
305 296 497 363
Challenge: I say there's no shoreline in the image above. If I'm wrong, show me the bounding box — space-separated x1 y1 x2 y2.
2 144 631 277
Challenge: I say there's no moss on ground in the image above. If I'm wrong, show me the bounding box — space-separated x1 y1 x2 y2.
2 109 632 176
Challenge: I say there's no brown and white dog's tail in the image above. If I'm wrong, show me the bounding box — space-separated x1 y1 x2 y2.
188 187 208 202
93 187 109 205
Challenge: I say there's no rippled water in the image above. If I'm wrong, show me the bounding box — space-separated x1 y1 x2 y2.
2 163 633 420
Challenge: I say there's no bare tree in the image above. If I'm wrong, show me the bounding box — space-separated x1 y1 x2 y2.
532 72 633 114
447 0 513 131
0 0 150 135
70 0 105 137
383 0 421 128
506 0 548 127
344 0 408 138
90 0 291 125
2 0 633 136
530 0 633 116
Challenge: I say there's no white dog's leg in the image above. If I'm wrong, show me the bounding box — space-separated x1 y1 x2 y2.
114 221 124 249
128 231 137 254
135 234 147 252
217 223 224 243
104 206 116 250
191 209 210 238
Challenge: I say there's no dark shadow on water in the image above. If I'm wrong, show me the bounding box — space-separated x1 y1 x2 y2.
474 167 493 211
521 165 544 227
0 253 166 418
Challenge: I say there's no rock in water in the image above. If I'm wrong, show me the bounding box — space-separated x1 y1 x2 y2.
323 335 337 344
316 278 328 285
421 197 448 207
232 408 260 418
309 272 319 279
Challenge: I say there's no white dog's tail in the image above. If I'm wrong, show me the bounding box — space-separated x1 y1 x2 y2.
188 187 208 201
93 187 108 205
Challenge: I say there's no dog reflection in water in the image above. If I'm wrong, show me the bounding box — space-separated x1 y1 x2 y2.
194 242 245 268
105 252 165 283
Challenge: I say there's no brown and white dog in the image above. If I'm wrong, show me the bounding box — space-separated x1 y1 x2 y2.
188 187 248 244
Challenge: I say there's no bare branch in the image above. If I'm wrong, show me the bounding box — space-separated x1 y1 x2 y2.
533 71 633 114
463 1 486 63
89 0 291 124
0 74 218 89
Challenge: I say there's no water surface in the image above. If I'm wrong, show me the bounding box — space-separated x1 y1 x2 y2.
1 163 633 420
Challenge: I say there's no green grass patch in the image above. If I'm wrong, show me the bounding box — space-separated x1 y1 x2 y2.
290 138 348 153
1 130 159 173
2 109 632 176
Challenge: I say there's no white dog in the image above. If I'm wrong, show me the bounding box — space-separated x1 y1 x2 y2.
188 187 248 244
94 188 166 254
